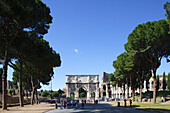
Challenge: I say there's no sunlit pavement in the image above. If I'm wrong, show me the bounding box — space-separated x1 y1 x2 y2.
45 102 151 113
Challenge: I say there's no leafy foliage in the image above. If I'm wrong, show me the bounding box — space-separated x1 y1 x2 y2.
41 91 49 97
79 87 87 98
8 89 14 95
0 0 54 109
164 2 170 34
52 91 59 98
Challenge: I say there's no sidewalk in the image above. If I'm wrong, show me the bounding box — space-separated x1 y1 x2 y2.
0 103 55 113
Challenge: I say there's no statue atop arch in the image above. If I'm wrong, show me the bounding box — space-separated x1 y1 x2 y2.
65 75 99 100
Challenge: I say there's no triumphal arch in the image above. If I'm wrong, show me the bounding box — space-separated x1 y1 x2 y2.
66 75 99 100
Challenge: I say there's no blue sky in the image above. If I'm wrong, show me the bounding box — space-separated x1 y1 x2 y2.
6 0 170 91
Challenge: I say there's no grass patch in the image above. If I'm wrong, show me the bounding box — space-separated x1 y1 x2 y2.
130 102 170 113
108 101 170 113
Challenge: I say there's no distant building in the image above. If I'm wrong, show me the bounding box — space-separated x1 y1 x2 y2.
7 80 14 90
100 72 168 100
62 88 66 96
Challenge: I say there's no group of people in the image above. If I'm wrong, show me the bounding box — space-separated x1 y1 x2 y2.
60 99 86 109
162 96 167 102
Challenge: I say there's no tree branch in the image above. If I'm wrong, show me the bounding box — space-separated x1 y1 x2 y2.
0 59 5 66
9 61 20 72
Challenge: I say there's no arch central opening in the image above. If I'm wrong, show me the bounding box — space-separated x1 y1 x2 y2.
79 87 87 99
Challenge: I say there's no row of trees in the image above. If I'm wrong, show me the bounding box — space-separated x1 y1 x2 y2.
109 2 170 104
0 0 61 110
41 89 65 98
156 72 170 91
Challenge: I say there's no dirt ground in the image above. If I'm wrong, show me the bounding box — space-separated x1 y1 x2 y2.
0 103 55 113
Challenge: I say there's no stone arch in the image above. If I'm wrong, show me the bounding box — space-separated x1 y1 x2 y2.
103 92 106 96
91 92 95 98
109 91 111 98
66 75 99 100
77 84 88 91
79 87 87 98
103 85 106 90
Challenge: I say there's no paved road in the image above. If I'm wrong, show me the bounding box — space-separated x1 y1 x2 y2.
45 103 151 113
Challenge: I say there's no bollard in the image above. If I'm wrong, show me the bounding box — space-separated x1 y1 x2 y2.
130 99 132 107
55 103 58 109
124 99 127 107
117 102 120 107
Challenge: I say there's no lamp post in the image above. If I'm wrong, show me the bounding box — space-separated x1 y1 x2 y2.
51 76 54 100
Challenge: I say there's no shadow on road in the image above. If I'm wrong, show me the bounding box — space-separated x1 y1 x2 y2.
46 103 151 113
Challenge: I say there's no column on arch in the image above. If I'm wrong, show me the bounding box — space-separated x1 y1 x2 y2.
66 84 70 98
75 83 79 100
95 83 99 100
87 83 90 100
87 76 91 100
111 85 114 99
106 83 109 98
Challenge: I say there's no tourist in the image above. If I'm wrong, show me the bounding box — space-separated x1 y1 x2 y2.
64 101 66 108
81 99 84 108
73 100 76 106
69 100 71 108
96 100 98 104
60 100 63 109
71 100 73 107
67 101 69 108
129 99 132 107
76 100 78 108
162 96 164 102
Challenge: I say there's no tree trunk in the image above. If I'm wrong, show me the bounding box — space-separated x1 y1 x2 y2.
153 70 157 103
30 75 35 105
132 87 135 102
2 49 9 110
26 90 28 99
126 78 129 100
140 81 142 102
35 89 39 104
130 75 135 101
139 71 145 102
19 60 23 107
122 84 125 100
31 87 35 105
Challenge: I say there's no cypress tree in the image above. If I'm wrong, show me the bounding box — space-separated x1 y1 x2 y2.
167 73 170 91
163 72 166 90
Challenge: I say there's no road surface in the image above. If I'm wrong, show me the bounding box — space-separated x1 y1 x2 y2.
46 102 151 113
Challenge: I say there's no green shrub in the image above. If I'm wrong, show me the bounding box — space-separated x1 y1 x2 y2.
52 91 59 98
8 89 14 95
41 91 49 97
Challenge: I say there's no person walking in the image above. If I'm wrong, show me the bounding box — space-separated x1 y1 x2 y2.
162 96 164 102
81 99 84 108
69 100 71 108
60 101 63 109
76 100 78 108
64 101 66 108
67 101 69 108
